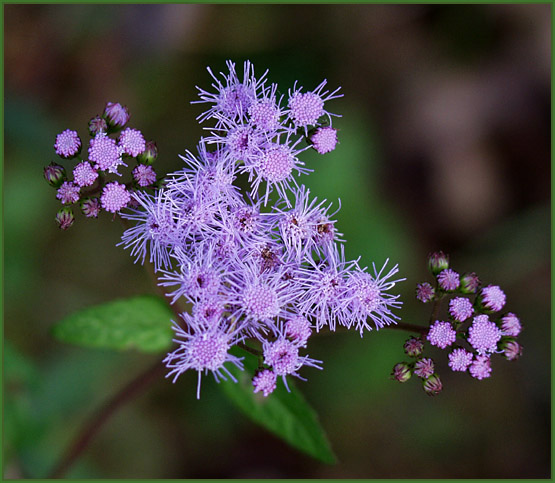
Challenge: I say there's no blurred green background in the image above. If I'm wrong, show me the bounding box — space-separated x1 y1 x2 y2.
4 4 551 479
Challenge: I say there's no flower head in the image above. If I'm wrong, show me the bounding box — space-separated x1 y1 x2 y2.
310 127 338 154
449 296 474 322
467 314 502 355
89 133 126 175
101 182 131 213
55 129 81 158
346 259 403 334
263 336 322 391
252 369 277 397
427 320 456 349
73 161 98 187
164 314 244 399
119 127 146 157
133 164 156 187
287 80 342 132
448 348 473 372
285 314 312 347
81 198 101 218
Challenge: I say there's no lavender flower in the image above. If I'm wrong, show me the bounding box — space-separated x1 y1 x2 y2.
467 314 502 355
427 320 456 349
287 80 342 132
54 129 81 158
119 127 146 157
252 369 277 397
114 60 404 397
133 164 156 187
101 182 130 213
56 181 80 205
448 348 473 372
449 296 474 322
89 133 126 175
73 161 98 188
164 314 244 399
309 126 338 154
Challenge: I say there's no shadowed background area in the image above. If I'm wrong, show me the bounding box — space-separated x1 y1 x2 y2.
4 4 551 478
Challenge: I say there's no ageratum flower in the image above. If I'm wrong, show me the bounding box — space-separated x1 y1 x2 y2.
164 314 244 399
117 60 403 397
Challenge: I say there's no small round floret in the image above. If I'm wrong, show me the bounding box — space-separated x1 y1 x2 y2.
449 297 473 322
101 182 131 213
427 320 456 349
467 314 502 355
310 127 338 154
448 348 473 372
54 129 81 158
73 162 98 187
285 315 312 346
243 283 280 320
252 369 277 397
89 133 126 175
119 128 146 157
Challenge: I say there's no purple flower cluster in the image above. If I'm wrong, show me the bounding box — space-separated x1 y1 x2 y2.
45 102 158 229
393 252 523 395
120 61 404 398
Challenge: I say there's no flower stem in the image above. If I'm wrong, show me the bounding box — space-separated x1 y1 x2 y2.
48 359 164 478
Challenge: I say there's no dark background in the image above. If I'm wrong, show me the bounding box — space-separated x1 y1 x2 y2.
4 4 551 478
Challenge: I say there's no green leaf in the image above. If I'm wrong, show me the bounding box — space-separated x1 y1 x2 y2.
51 295 174 353
220 349 336 464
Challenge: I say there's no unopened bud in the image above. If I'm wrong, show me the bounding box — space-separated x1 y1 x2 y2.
422 374 442 396
137 141 158 165
391 362 412 383
416 282 435 303
460 272 480 294
499 338 523 361
103 102 129 129
88 116 108 137
428 251 449 275
80 198 101 218
55 207 75 230
44 162 66 188
403 337 424 357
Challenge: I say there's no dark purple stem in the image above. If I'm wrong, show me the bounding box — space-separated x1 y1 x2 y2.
48 360 164 478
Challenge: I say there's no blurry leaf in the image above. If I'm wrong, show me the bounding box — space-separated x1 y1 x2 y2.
220 349 336 464
51 295 174 353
